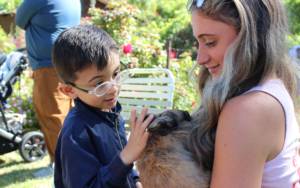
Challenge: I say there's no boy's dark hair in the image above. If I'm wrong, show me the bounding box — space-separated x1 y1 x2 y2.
52 25 119 83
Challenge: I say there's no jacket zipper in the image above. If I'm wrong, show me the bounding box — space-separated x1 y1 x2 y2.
114 118 133 188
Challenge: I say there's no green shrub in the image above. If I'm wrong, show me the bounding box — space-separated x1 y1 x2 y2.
0 26 15 52
89 0 165 68
170 52 199 111
285 0 300 34
288 34 300 48
90 0 199 111
0 0 22 13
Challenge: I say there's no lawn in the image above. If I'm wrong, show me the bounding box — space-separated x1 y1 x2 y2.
0 151 52 188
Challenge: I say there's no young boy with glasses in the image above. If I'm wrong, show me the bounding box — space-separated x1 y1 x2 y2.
52 25 153 188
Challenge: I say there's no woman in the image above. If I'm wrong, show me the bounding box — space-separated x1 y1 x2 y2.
188 0 300 187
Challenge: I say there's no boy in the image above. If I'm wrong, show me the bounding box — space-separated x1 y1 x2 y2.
52 25 153 188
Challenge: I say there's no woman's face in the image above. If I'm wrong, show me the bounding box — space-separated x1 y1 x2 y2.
191 11 238 78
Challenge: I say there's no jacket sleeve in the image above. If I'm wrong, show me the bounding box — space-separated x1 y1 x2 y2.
130 169 140 183
60 134 133 188
15 0 44 29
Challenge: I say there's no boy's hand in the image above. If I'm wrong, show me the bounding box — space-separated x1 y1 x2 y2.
120 108 154 165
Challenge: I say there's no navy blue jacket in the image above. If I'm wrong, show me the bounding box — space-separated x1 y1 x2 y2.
15 0 81 70
54 99 138 188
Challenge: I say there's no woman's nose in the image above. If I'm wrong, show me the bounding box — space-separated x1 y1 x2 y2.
197 49 209 65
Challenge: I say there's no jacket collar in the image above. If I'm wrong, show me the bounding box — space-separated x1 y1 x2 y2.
74 98 122 126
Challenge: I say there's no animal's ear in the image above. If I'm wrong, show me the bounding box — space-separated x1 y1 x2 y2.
183 111 191 121
148 117 178 136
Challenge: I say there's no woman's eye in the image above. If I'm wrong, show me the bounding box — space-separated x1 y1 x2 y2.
205 41 216 47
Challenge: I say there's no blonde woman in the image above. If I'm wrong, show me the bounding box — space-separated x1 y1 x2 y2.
188 0 300 187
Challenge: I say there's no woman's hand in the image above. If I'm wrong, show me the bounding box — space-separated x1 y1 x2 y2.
120 108 154 165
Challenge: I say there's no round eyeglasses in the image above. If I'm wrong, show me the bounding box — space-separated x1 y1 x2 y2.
68 72 127 97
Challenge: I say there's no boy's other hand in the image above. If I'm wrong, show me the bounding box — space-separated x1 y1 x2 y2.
120 108 154 165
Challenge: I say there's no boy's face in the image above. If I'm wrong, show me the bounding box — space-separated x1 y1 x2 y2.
71 53 121 111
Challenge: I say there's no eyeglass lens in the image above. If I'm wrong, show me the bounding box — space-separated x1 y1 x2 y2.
92 72 124 96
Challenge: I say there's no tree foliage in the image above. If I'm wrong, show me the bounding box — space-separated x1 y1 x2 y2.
285 0 300 34
89 0 198 111
283 0 300 47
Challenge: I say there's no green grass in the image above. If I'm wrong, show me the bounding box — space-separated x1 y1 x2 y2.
0 151 52 188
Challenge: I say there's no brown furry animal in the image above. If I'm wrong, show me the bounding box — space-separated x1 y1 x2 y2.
137 110 210 188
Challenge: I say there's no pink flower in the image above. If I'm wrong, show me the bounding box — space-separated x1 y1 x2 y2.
84 16 92 21
169 49 177 59
123 44 133 54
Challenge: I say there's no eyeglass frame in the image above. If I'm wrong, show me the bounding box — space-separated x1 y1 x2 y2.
66 72 124 97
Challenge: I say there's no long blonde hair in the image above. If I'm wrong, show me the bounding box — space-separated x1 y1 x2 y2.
188 0 297 171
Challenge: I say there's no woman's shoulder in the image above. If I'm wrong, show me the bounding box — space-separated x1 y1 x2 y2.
220 91 284 127
217 91 285 160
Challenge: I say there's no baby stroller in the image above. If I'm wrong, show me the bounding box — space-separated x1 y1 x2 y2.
0 50 47 162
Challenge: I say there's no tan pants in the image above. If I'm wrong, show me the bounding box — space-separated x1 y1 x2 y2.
32 67 72 162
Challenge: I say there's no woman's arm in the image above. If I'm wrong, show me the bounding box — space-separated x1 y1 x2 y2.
210 91 285 188
15 0 44 29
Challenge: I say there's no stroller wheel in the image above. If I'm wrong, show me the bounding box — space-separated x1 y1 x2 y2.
19 131 47 162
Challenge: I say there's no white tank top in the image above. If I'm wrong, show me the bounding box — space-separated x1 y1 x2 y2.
246 79 300 188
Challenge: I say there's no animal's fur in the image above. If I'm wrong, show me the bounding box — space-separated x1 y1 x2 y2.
137 110 210 188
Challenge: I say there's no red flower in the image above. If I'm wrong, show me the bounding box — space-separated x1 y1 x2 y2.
123 44 133 54
169 49 177 59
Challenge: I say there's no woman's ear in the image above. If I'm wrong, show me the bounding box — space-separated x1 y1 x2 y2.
58 82 78 99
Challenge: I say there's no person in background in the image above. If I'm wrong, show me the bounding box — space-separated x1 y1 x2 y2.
15 0 81 175
188 0 300 187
